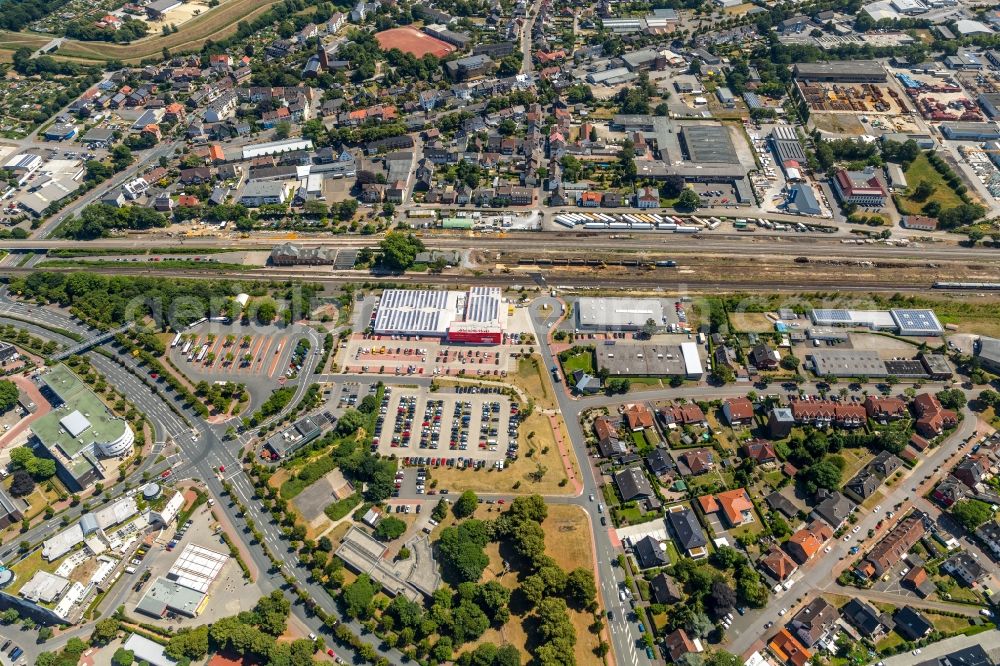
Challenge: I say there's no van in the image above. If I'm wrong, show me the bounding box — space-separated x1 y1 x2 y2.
597 504 604 514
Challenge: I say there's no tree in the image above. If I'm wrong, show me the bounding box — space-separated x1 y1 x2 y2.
37 625 53 642
705 652 741 666
165 625 209 660
780 355 800 371
111 648 134 666
475 581 511 625
950 499 993 532
437 520 490 583
379 232 426 271
255 298 278 324
454 490 478 519
978 389 1000 407
9 470 33 497
912 180 934 202
0 380 18 413
564 568 597 609
274 121 292 139
251 590 290 635
375 516 407 541
432 498 450 522
641 318 658 338
799 459 843 494
708 580 736 618
0 609 18 624
676 188 701 211
90 617 120 645
936 388 967 410
343 573 377 618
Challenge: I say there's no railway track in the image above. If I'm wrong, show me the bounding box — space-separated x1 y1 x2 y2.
0 264 939 293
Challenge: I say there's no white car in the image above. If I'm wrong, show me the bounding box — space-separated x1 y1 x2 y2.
589 494 595 502
778 608 787 616
873 505 881 513
853 525 861 533
824 545 832 553
843 535 851 542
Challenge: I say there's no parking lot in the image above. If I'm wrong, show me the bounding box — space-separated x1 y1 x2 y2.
341 336 524 378
168 322 307 384
374 386 518 473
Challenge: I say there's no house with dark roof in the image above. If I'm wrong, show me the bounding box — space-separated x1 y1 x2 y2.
649 573 682 604
943 552 987 587
790 597 839 647
844 469 880 503
869 450 905 478
594 416 626 458
841 599 892 640
768 407 795 438
766 491 799 520
933 476 969 508
750 343 778 370
633 535 669 569
953 456 986 489
645 449 672 477
667 505 707 558
811 490 854 530
893 606 933 641
614 466 653 501
974 521 1000 559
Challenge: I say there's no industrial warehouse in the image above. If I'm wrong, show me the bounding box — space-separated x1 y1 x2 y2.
576 298 665 330
136 543 230 618
596 342 704 378
372 288 508 344
808 309 944 336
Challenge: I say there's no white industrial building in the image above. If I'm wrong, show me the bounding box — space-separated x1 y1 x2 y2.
576 297 665 330
680 342 703 378
242 138 314 160
151 491 184 525
166 544 229 593
809 308 943 336
372 288 506 344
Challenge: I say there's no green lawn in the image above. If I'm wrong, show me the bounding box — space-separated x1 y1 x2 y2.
876 631 906 654
560 349 595 376
896 154 964 215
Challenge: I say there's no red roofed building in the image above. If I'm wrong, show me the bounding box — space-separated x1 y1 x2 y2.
790 399 866 428
760 546 797 581
912 393 958 437
769 628 812 666
722 397 754 426
665 629 703 662
208 144 226 163
580 191 602 207
699 488 755 527
623 403 654 431
743 439 777 464
832 168 886 207
786 522 832 564
864 396 908 422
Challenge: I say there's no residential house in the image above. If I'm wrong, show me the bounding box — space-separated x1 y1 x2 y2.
594 416 625 458
661 403 707 427
790 598 839 648
952 456 986 489
649 573 682 604
645 449 672 477
623 403 654 431
863 513 925 577
869 451 905 478
768 628 812 666
667 505 708 558
932 476 969 507
912 393 958 437
760 546 797 582
943 552 987 587
674 449 714 477
902 565 936 597
844 469 880 503
768 407 796 439
614 466 653 501
749 343 778 370
179 167 212 185
765 491 799 520
785 521 833 564
811 490 854 530
743 440 777 464
633 535 669 569
790 399 867 428
841 599 891 640
894 606 933 641
664 629 703 663
974 521 1000 559
572 370 601 394
864 396 908 422
722 397 754 426
697 488 754 527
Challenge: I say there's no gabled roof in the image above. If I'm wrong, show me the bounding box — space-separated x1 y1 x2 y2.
614 466 653 501
760 546 797 581
667 505 707 551
893 606 932 641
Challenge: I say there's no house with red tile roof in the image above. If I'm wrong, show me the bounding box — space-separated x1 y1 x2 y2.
912 393 958 437
698 488 754 527
722 397 754 426
769 628 812 666
863 396 907 422
760 546 797 581
785 521 832 564
623 403 654 431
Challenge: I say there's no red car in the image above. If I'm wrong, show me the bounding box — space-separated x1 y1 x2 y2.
219 465 225 473
161 470 172 479
497 499 505 504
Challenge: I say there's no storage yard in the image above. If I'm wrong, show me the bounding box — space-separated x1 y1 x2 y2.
894 72 983 122
796 81 907 114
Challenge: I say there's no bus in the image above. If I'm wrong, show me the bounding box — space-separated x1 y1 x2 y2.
170 333 182 348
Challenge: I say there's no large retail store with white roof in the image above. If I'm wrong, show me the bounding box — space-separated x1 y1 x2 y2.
372 287 508 344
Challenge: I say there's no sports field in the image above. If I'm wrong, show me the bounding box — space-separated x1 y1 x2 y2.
374 26 455 58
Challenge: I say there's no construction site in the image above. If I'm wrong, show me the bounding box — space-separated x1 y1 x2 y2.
895 72 983 122
796 81 908 114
